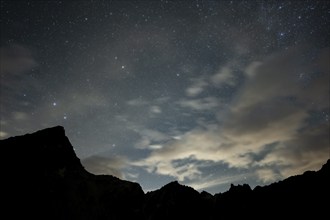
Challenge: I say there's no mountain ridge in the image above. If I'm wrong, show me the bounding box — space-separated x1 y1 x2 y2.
1 126 329 219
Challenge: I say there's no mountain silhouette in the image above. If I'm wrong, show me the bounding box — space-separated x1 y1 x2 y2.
1 126 329 219
1 126 144 220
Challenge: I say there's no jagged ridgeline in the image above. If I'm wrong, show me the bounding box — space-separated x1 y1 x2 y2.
1 126 329 220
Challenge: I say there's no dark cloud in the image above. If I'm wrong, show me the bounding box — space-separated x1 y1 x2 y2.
0 44 37 75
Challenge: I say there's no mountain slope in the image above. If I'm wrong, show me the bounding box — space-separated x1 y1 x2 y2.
213 160 330 219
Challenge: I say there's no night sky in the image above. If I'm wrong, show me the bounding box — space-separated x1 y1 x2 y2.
1 1 329 194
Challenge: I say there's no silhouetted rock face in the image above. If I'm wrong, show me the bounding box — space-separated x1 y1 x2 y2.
143 181 211 220
1 126 144 220
1 126 329 220
2 126 83 177
213 161 330 219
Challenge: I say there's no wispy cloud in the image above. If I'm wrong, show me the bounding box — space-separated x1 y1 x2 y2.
134 128 170 149
210 66 236 86
127 97 149 106
185 78 208 97
178 97 220 111
150 105 162 114
0 131 9 139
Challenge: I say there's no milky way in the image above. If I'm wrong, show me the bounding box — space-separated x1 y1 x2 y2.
1 1 329 194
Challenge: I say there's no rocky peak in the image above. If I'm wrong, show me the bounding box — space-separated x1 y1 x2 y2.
1 126 145 220
2 126 84 177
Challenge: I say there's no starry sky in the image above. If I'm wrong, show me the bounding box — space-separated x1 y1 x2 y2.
1 1 329 194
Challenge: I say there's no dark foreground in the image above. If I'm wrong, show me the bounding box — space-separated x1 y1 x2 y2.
1 126 329 219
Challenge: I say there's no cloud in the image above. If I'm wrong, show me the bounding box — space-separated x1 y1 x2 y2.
61 91 109 112
132 110 307 182
133 46 329 188
23 89 110 129
255 168 279 183
134 128 170 149
132 127 253 181
127 97 148 106
0 131 9 139
0 45 40 112
210 66 236 86
82 155 127 179
0 45 44 139
185 78 208 97
255 123 329 179
12 111 29 121
0 44 38 75
141 157 202 182
185 65 237 98
178 97 220 111
244 61 262 78
234 46 329 181
228 47 329 177
237 46 329 111
222 99 308 138
150 105 162 114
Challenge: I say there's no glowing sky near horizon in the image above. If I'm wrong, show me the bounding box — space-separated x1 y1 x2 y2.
1 0 329 194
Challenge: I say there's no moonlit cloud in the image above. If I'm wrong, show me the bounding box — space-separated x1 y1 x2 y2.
255 168 279 183
133 127 255 181
133 46 329 190
0 131 9 139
